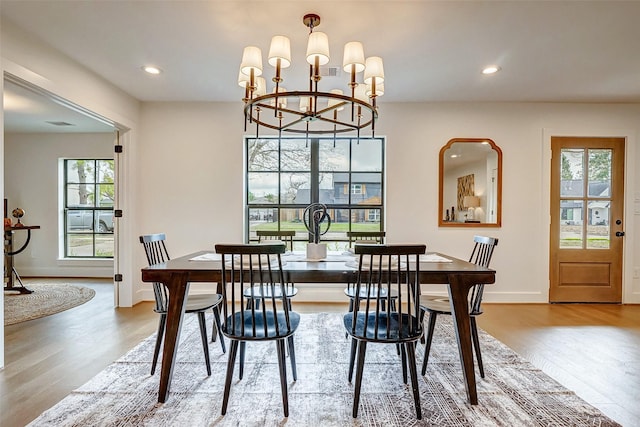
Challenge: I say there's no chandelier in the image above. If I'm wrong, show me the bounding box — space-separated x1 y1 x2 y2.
238 13 384 137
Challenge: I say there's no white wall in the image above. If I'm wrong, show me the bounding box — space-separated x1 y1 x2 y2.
134 101 640 305
4 132 115 276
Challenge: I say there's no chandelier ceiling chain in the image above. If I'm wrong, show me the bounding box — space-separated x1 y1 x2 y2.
238 13 384 137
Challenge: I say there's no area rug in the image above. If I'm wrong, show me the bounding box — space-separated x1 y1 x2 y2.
28 313 619 426
4 283 96 326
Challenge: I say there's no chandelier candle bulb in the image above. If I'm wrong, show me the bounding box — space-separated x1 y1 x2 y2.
366 82 384 98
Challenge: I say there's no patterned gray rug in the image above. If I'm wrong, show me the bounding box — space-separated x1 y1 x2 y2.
29 313 619 426
4 283 96 326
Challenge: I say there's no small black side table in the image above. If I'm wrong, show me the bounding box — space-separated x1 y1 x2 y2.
4 225 40 294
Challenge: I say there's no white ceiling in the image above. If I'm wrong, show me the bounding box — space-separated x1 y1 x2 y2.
3 80 115 133
2 0 640 132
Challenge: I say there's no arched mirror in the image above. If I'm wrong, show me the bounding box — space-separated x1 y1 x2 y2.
439 138 502 227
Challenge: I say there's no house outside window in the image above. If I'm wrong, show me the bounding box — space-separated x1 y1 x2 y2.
63 159 115 258
246 136 385 250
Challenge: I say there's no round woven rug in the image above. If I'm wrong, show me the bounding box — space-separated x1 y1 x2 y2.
4 283 96 326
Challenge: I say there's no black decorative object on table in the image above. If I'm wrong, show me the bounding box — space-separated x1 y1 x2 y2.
303 203 331 244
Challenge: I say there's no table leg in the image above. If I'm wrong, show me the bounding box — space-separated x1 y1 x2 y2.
158 272 190 403
447 274 478 405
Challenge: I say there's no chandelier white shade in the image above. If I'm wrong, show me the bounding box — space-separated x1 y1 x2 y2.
306 32 330 65
342 41 366 73
239 13 384 136
364 56 385 85
268 36 291 68
240 46 263 77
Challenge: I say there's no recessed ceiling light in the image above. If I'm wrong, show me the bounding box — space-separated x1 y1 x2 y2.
142 65 162 75
482 65 501 75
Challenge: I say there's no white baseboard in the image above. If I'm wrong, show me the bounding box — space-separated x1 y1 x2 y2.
15 266 113 278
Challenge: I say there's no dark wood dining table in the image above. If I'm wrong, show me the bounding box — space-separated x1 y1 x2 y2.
141 250 495 405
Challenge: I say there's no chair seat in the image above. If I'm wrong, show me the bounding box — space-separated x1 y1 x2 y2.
223 310 300 340
243 285 298 299
185 293 223 312
419 295 483 316
419 295 452 314
344 286 397 299
344 312 421 343
420 293 448 303
153 293 222 314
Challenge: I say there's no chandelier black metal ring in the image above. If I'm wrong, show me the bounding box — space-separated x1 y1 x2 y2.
239 13 384 137
244 90 376 135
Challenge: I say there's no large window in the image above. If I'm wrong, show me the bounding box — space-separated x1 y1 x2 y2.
63 159 115 258
246 136 385 250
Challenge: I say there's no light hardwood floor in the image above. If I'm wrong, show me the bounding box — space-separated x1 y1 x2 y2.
1 279 638 426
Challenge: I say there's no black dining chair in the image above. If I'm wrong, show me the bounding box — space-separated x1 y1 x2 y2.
346 231 386 248
245 230 298 310
257 229 296 251
215 243 300 417
344 231 392 312
139 233 225 376
344 243 426 419
420 235 498 378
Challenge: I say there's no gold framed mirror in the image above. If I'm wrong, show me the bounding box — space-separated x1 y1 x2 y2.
439 138 502 227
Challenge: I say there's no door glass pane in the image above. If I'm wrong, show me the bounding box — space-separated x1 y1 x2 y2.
280 172 310 204
560 200 584 248
587 225 610 249
248 172 278 204
588 149 611 198
560 149 583 197
248 139 279 171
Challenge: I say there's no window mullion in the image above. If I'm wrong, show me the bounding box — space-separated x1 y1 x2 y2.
310 138 320 204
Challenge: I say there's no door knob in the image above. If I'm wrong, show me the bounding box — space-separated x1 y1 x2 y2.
615 231 625 237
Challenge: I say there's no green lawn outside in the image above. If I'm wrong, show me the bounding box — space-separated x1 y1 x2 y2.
560 237 610 249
